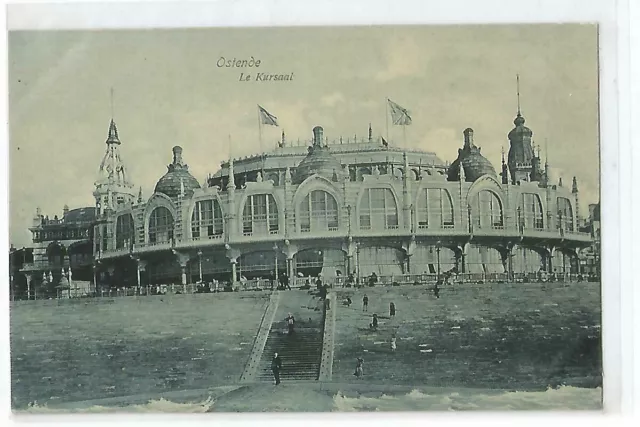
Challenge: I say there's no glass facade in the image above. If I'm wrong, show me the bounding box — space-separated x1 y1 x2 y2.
521 193 544 230
359 188 398 230
300 190 339 233
191 199 224 239
115 214 135 249
148 207 174 244
417 188 454 229
557 197 574 232
242 194 279 236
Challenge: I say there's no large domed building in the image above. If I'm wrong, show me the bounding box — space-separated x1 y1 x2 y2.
85 109 591 289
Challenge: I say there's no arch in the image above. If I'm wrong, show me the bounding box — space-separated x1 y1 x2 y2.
190 198 224 239
520 193 544 230
116 213 135 249
465 244 505 274
46 242 66 266
358 246 405 276
241 193 279 236
68 241 93 268
393 168 404 179
511 246 545 274
412 244 457 274
411 169 420 181
552 247 578 275
358 187 399 230
469 189 504 229
148 206 174 244
299 189 339 233
294 248 346 278
557 197 575 232
416 187 455 229
238 250 287 279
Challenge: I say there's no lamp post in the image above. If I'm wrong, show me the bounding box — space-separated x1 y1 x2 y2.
273 244 279 289
197 250 203 283
436 241 441 283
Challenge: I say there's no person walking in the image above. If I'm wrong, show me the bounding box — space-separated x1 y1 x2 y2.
353 357 364 378
285 313 295 335
363 294 369 311
271 352 283 385
391 336 397 352
389 302 396 318
370 313 379 331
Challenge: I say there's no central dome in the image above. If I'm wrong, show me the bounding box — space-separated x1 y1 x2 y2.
154 146 201 198
292 126 345 185
447 128 497 182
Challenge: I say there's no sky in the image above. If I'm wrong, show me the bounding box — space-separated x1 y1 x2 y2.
8 24 600 247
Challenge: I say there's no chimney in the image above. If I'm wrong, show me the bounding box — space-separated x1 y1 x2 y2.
172 146 184 165
463 128 475 148
313 126 324 147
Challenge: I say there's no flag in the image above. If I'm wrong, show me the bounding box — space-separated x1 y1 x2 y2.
381 137 388 147
387 99 412 125
258 105 279 126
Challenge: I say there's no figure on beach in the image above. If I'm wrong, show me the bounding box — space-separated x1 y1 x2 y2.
362 294 369 311
271 352 283 385
391 336 397 352
369 313 378 331
353 357 364 378
389 302 396 318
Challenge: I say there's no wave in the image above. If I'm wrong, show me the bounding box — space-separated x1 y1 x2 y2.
332 386 602 412
15 386 602 413
18 397 215 414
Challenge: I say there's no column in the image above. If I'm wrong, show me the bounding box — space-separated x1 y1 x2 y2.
26 274 32 301
231 261 237 283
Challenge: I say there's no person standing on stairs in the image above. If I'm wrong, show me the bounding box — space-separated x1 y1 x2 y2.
271 352 283 385
285 312 295 335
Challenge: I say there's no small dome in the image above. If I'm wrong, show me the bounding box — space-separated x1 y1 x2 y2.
154 146 201 198
447 128 497 182
63 207 97 224
292 126 345 185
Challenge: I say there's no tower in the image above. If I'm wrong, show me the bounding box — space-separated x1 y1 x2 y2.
93 119 137 215
507 75 536 184
501 147 509 185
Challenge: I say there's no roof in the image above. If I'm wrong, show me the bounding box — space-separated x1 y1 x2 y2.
63 207 96 224
154 146 201 198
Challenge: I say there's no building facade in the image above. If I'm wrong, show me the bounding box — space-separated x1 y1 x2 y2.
93 109 593 288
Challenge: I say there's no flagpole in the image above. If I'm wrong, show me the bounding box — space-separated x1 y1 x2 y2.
385 98 389 146
257 105 263 156
403 124 407 149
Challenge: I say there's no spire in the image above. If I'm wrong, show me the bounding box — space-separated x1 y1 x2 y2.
516 74 521 116
228 157 236 190
368 123 372 142
501 146 506 164
137 187 143 203
106 119 121 145
558 177 563 187
572 176 578 194
281 130 285 148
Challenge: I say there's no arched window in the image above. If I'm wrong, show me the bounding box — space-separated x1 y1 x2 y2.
242 194 279 236
191 199 224 239
417 188 454 229
148 206 174 244
557 197 574 232
520 193 544 230
300 190 339 233
116 214 135 249
470 190 503 229
359 188 399 230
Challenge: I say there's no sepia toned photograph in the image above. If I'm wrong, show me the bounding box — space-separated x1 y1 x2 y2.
7 23 602 413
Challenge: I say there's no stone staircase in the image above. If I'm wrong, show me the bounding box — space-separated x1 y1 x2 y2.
255 292 325 382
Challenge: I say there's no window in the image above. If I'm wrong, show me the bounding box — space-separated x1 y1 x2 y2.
417 188 454 229
148 206 174 244
300 190 339 233
116 214 135 249
242 194 279 236
471 190 503 229
557 197 574 232
359 188 398 230
191 199 224 239
520 193 544 230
